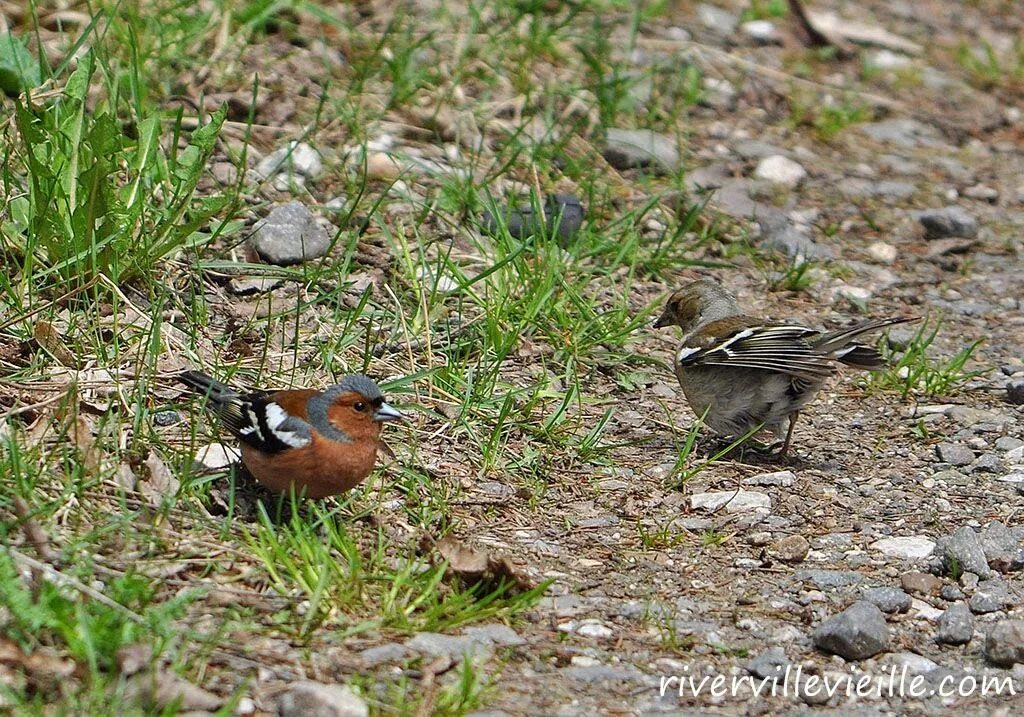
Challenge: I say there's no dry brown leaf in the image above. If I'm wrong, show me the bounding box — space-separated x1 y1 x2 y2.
140 451 180 507
0 638 77 693
70 414 102 476
432 535 541 593
32 320 78 367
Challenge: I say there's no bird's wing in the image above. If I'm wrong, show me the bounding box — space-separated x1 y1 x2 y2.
678 320 835 381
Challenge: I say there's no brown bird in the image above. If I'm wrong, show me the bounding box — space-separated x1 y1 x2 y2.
653 278 912 455
178 371 402 498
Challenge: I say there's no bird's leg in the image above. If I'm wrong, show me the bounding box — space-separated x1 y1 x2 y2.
779 412 799 457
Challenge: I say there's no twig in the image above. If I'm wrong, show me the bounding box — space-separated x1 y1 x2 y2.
6 547 145 624
12 497 60 564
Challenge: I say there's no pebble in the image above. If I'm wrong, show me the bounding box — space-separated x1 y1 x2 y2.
934 526 993 578
252 201 332 265
862 586 912 614
985 621 1024 666
743 470 796 487
193 443 239 470
690 490 771 513
746 647 789 679
936 603 974 645
741 20 780 44
278 682 368 717
901 571 943 596
603 128 680 172
867 241 898 264
918 206 978 239
871 535 936 560
771 535 810 563
969 588 1004 615
995 437 1024 452
229 276 284 295
936 442 974 466
153 410 180 427
753 155 807 188
255 141 323 183
1006 380 1024 405
963 183 998 201
979 521 1024 573
813 601 890 661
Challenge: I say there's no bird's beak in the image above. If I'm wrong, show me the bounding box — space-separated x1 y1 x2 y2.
653 311 670 329
374 402 404 422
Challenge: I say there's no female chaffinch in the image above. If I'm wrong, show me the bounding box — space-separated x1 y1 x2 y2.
653 278 912 455
178 370 402 498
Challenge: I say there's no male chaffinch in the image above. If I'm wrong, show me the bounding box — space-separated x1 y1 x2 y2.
653 278 912 455
178 370 403 498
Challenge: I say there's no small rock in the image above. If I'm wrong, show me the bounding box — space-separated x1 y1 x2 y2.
359 643 410 667
901 571 943 596
886 651 939 674
575 620 614 639
936 603 974 645
984 621 1024 666
963 183 998 201
969 454 1002 473
153 410 180 427
746 647 789 679
278 682 368 717
813 601 890 661
980 521 1024 573
229 275 284 295
934 526 993 578
969 590 1003 615
771 535 810 563
940 585 965 601
252 202 332 265
868 50 913 69
744 470 796 487
690 490 771 513
753 155 807 188
741 20 780 44
918 206 978 239
603 128 680 172
936 442 974 466
863 586 912 614
867 241 898 264
1006 380 1024 405
696 2 737 33
255 141 322 182
995 437 1024 452
797 570 864 589
193 443 239 470
480 193 584 244
871 535 936 560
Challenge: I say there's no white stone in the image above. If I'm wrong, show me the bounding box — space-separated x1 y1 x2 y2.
910 599 944 621
871 535 936 560
868 241 898 264
255 141 323 181
870 50 912 69
753 155 807 188
575 620 614 639
691 490 771 513
194 443 239 470
741 20 779 43
996 472 1024 484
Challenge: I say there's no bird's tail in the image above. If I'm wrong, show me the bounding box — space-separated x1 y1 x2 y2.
814 317 915 370
178 370 238 404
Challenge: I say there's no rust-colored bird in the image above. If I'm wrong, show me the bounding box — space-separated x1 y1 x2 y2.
178 371 402 498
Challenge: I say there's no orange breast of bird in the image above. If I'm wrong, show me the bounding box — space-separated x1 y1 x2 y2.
241 433 380 499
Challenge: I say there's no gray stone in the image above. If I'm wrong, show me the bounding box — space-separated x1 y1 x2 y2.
359 643 410 666
862 587 912 614
153 410 180 427
278 682 368 717
918 206 978 240
936 603 974 645
940 585 965 601
405 633 489 660
740 19 780 44
980 521 1024 573
995 437 1024 451
746 647 789 679
462 624 526 647
229 275 283 295
935 526 993 578
969 454 1002 473
252 201 332 265
885 652 939 674
603 128 680 172
732 140 784 160
1006 380 1024 405
871 535 936 560
560 664 648 684
753 155 806 187
797 570 865 589
838 177 915 200
984 620 1024 666
696 3 737 33
936 442 975 466
743 470 796 487
255 141 323 182
970 579 1011 614
757 213 830 260
860 119 946 147
690 490 770 513
813 601 890 660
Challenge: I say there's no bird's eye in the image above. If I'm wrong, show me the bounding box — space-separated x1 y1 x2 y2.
354 402 366 411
